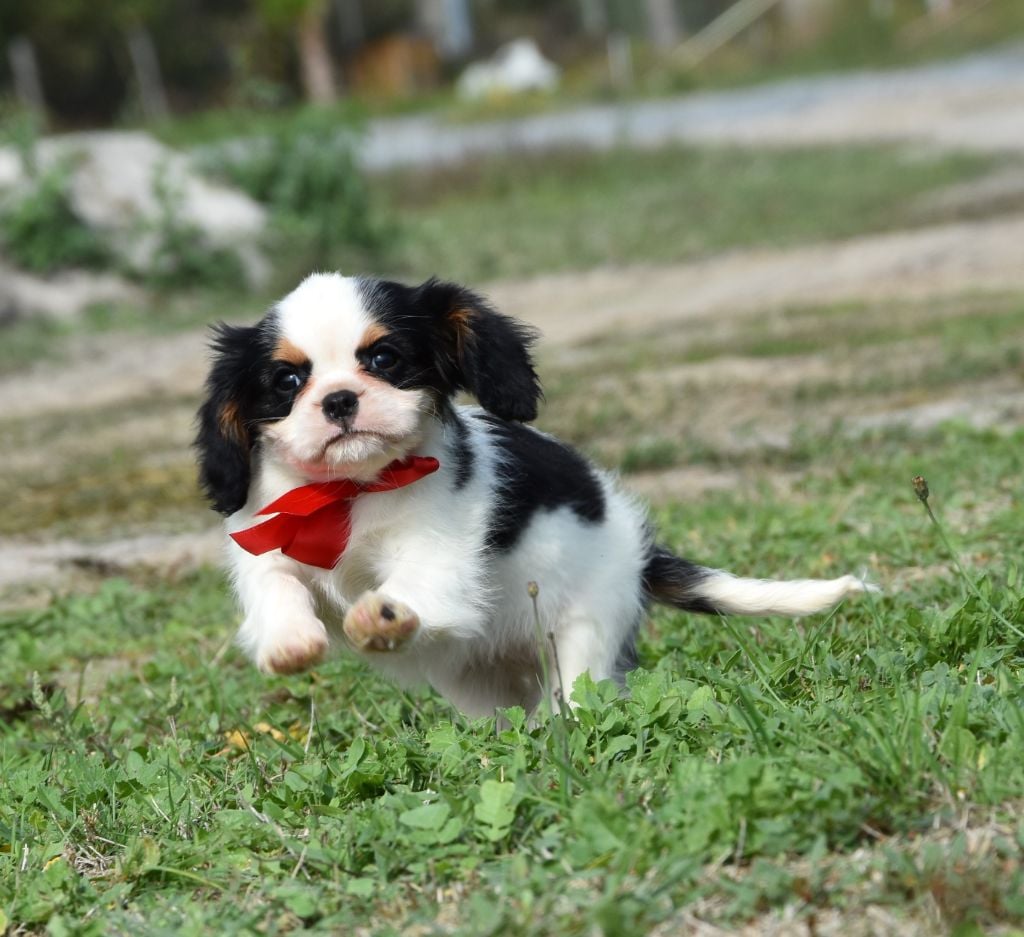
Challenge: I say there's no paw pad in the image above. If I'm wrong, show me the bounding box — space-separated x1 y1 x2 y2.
343 594 419 653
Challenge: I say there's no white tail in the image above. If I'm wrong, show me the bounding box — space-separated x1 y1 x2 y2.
696 571 877 617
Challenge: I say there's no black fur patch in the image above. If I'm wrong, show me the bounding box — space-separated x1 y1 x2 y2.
477 414 605 552
195 312 311 515
444 408 475 491
358 276 542 422
195 323 266 515
641 545 717 614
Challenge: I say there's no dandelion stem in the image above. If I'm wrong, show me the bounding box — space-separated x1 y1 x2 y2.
913 476 1023 639
527 581 574 801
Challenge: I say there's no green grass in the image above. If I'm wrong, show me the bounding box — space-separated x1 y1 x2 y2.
0 395 206 540
0 450 202 540
1 419 1023 934
382 145 998 282
546 293 1024 379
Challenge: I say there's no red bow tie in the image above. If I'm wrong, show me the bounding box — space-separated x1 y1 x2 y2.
230 455 440 569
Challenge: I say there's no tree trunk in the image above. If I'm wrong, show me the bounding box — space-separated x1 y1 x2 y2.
579 0 608 37
644 0 681 50
333 0 364 49
126 26 170 121
780 0 833 41
8 37 47 117
298 0 337 104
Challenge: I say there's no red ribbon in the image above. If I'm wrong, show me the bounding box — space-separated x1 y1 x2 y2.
230 455 440 569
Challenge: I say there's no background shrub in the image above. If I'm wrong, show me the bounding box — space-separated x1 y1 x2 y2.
203 113 389 270
0 161 110 274
141 165 244 290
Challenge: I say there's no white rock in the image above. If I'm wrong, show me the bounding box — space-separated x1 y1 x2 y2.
0 130 268 286
0 147 22 190
457 39 560 100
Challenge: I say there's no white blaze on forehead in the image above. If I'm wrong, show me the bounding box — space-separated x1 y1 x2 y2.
274 273 373 369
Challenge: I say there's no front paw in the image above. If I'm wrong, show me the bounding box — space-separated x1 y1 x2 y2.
343 593 419 652
255 621 329 675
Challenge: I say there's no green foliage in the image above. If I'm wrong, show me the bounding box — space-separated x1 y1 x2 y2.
0 161 110 274
763 0 1024 76
0 105 42 177
0 154 242 287
0 108 242 287
253 0 317 26
0 106 249 289
204 113 388 271
140 165 243 290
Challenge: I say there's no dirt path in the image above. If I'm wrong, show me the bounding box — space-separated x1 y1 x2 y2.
493 212 1024 347
358 45 1024 171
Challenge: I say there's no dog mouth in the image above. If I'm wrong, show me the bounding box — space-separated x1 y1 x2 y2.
314 429 405 461
281 430 409 483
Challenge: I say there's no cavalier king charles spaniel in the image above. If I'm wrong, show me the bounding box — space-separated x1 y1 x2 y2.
196 273 872 717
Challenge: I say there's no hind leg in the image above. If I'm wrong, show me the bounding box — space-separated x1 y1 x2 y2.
544 606 627 711
429 657 544 719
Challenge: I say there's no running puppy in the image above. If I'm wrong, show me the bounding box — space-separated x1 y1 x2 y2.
196 273 871 716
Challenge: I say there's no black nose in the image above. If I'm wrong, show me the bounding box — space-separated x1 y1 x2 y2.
322 390 359 424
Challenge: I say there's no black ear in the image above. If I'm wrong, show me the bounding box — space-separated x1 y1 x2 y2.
195 324 259 515
416 279 542 422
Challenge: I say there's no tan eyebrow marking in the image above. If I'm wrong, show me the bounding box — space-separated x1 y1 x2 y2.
357 323 392 351
273 337 311 367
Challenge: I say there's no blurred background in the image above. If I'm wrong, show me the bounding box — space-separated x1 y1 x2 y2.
1 0 1023 600
3 0 1024 125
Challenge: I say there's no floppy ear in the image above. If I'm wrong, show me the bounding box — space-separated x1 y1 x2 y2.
416 278 542 422
195 324 259 515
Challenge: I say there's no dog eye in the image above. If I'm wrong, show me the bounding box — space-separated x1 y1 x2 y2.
273 368 303 393
370 347 399 371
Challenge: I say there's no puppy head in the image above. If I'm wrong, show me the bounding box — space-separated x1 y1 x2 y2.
195 273 541 514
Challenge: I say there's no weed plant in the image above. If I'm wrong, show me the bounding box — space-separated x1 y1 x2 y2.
0 108 108 273
202 113 389 273
141 166 243 291
0 161 110 275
